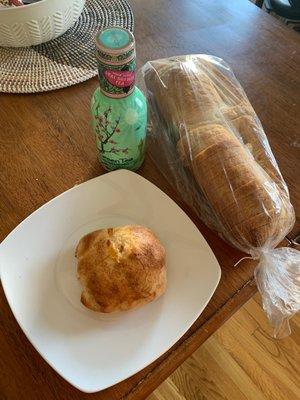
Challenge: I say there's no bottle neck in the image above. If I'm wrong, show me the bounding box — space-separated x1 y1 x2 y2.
97 55 136 99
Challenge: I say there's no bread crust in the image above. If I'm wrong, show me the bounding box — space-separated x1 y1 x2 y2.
76 225 166 313
144 57 294 251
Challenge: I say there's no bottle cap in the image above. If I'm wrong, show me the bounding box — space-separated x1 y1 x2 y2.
95 27 135 65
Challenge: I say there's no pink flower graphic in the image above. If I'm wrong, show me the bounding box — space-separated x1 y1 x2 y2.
94 106 126 155
110 147 118 154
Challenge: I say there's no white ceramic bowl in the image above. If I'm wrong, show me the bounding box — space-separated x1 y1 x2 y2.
0 0 86 47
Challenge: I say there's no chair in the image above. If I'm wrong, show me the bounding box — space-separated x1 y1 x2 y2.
263 0 300 29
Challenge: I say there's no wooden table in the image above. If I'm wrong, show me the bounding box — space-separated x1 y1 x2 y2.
0 0 299 399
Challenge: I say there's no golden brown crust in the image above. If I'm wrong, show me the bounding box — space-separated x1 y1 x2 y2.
76 225 166 313
191 125 290 249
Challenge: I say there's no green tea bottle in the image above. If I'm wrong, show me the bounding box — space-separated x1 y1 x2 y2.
91 27 147 171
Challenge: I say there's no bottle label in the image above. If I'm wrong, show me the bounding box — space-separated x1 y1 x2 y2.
91 87 147 171
100 154 145 171
97 58 136 98
104 70 135 88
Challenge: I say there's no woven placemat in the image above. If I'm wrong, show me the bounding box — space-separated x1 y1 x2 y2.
0 0 133 93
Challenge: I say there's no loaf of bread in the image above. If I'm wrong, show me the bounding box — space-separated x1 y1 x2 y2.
76 225 166 313
143 55 294 253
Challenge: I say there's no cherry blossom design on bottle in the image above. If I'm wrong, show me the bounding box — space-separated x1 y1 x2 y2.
91 27 147 171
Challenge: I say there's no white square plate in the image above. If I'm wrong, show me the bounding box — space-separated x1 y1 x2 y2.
0 170 221 393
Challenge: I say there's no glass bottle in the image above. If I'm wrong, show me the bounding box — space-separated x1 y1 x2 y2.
91 27 147 171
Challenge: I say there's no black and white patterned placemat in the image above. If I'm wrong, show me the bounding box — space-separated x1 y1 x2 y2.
0 0 133 93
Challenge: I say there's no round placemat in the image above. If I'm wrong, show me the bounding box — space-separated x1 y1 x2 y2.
0 0 134 93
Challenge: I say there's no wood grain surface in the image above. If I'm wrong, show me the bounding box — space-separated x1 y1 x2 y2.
0 0 299 399
149 293 300 400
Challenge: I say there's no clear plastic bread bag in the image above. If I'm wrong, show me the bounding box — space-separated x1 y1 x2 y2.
140 55 300 338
